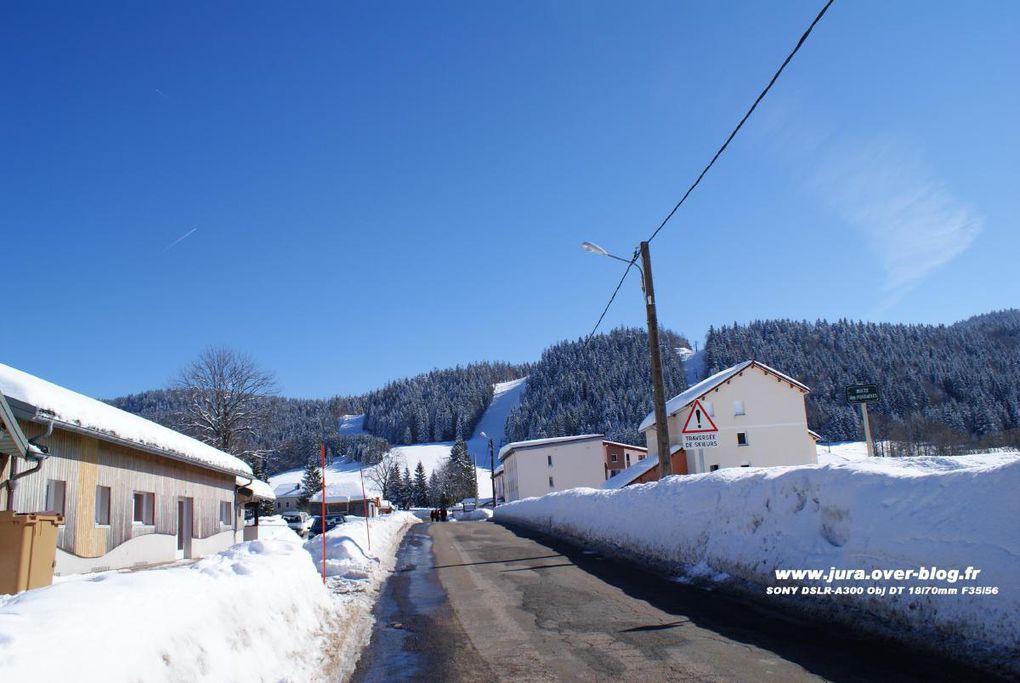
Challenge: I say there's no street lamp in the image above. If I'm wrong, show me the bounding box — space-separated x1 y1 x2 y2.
581 240 673 477
481 431 496 507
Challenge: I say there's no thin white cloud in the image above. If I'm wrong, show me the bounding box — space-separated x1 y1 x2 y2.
163 228 198 252
812 140 982 308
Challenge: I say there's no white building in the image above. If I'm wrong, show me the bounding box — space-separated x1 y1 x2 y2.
498 434 605 502
636 360 817 477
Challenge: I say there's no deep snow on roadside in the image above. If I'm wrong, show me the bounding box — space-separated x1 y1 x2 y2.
494 452 1020 672
0 513 418 682
304 511 419 681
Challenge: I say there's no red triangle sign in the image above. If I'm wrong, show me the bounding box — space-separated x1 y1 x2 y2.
681 399 718 434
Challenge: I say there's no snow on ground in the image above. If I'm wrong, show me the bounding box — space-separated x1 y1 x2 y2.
303 512 419 680
679 347 705 386
0 536 336 681
494 452 1020 673
338 414 366 435
271 377 527 502
0 512 417 682
816 440 870 465
466 377 527 467
453 508 493 521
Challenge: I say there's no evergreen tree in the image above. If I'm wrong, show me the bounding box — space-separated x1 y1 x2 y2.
412 461 429 507
446 438 476 502
297 457 322 511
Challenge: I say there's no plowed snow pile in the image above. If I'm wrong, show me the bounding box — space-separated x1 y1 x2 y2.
495 453 1020 671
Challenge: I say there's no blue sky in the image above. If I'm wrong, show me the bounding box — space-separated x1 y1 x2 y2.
3 1 1018 399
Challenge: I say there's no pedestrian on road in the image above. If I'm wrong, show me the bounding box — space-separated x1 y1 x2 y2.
429 509 436 522
440 507 448 522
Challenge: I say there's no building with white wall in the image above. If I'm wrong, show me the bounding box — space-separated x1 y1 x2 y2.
632 360 816 480
498 434 606 502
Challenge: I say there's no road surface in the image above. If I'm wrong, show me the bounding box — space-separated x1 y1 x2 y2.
352 521 995 682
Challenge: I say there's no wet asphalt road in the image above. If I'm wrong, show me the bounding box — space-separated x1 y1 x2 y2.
351 521 998 682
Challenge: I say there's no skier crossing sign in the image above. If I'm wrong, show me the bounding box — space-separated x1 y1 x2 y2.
681 399 718 449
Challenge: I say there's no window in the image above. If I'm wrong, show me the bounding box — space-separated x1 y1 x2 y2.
45 480 66 515
703 401 715 417
733 400 745 416
547 455 553 467
219 501 233 526
710 465 720 472
737 432 748 446
741 463 751 468
133 492 155 525
610 453 618 462
548 476 554 488
95 486 111 526
638 454 645 461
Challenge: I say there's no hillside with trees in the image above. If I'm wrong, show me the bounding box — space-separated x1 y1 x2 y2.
358 362 529 444
504 327 689 447
702 310 1020 452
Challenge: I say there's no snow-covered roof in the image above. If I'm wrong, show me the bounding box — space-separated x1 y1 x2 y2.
0 363 252 478
638 360 809 432
603 456 658 489
310 479 382 503
273 482 301 499
498 434 604 462
237 476 276 501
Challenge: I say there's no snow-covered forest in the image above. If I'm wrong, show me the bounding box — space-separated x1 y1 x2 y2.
704 309 1020 451
505 327 690 447
358 362 529 444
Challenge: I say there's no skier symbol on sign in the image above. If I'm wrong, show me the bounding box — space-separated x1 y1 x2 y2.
681 399 718 449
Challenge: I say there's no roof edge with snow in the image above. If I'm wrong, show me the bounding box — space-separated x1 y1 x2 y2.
639 360 809 432
0 363 252 478
498 434 604 462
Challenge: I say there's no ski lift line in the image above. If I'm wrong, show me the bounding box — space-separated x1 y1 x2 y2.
646 0 835 244
583 0 835 343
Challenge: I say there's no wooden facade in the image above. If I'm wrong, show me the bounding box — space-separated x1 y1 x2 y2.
1 420 238 565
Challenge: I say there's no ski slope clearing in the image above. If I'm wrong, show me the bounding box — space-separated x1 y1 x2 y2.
0 513 417 682
495 452 1020 675
466 377 527 466
270 379 527 501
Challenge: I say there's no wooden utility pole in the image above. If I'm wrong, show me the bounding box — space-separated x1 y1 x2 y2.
861 403 875 458
640 241 672 477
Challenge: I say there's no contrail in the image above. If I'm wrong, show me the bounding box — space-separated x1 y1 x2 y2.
164 228 197 252
155 88 171 101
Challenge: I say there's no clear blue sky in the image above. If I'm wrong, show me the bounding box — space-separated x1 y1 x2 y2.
3 1 1018 399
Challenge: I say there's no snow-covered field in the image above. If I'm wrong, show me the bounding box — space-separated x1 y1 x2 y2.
270 377 528 503
494 452 1020 674
0 513 417 682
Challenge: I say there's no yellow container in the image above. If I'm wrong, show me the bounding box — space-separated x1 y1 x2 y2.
0 511 62 595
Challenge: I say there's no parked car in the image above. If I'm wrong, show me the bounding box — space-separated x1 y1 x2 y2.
309 514 348 537
282 511 314 538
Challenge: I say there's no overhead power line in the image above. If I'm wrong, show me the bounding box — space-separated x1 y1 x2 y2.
647 0 835 244
585 0 835 342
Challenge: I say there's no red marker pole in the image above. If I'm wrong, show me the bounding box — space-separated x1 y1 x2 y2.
359 467 371 551
321 442 327 584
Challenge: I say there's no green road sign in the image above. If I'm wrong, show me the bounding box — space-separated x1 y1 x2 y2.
846 384 879 403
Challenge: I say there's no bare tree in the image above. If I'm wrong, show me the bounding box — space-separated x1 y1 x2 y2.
366 449 402 500
173 347 277 467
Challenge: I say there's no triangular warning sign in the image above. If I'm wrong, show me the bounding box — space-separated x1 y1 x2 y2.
681 399 718 434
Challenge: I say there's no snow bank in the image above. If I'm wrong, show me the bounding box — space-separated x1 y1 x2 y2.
0 363 250 477
304 512 418 584
495 453 1020 672
0 536 337 682
453 508 493 521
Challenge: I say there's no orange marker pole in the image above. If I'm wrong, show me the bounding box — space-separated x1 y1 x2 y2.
360 467 371 551
321 442 327 584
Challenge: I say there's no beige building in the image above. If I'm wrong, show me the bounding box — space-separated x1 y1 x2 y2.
0 363 273 576
498 434 606 502
629 360 816 481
